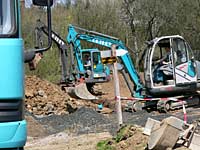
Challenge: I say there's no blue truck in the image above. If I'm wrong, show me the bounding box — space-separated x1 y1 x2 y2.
0 0 53 149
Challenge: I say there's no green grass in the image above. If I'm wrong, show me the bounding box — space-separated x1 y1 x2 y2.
96 140 115 150
114 125 134 143
97 125 135 150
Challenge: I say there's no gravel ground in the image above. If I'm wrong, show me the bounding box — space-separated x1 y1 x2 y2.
122 107 200 127
26 106 200 138
30 107 118 135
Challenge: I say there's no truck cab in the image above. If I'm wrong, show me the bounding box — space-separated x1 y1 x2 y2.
0 0 53 148
0 0 26 149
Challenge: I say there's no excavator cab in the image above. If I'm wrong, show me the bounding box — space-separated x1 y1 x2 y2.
145 35 197 96
81 49 110 83
67 25 111 85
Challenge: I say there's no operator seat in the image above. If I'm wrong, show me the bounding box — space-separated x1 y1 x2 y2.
159 64 173 76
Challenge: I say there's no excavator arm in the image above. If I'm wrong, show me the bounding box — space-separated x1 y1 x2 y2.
34 19 70 82
35 19 70 82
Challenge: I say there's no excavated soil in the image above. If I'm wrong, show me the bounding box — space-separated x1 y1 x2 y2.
25 75 117 138
25 75 98 116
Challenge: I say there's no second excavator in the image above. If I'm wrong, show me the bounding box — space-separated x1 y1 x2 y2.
34 20 110 100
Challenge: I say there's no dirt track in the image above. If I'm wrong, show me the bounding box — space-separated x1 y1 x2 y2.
26 132 112 150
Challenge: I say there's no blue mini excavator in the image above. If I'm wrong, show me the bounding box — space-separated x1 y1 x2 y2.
34 20 111 100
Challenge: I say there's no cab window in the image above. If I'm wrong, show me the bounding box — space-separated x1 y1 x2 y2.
173 38 187 65
152 45 161 62
93 52 101 66
0 0 16 36
82 52 91 66
186 43 194 60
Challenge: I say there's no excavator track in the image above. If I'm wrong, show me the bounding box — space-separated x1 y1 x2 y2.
124 95 200 113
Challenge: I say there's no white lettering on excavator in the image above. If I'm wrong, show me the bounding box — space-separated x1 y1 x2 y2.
92 39 112 47
52 33 65 46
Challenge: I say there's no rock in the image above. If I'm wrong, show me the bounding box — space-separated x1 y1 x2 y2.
27 104 32 109
32 107 38 113
66 103 77 113
46 102 54 111
25 90 34 98
38 90 45 97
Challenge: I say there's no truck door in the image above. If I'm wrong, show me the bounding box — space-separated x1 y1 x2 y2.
172 38 197 84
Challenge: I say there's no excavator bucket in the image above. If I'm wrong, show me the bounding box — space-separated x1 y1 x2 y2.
66 83 98 100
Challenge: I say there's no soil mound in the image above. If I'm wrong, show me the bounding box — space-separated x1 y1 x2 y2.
25 75 97 116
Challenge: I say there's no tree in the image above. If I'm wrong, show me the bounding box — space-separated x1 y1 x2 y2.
120 0 190 68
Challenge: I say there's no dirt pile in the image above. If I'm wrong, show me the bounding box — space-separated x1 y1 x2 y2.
114 125 148 150
25 75 72 116
25 75 97 116
25 73 131 116
97 125 148 150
